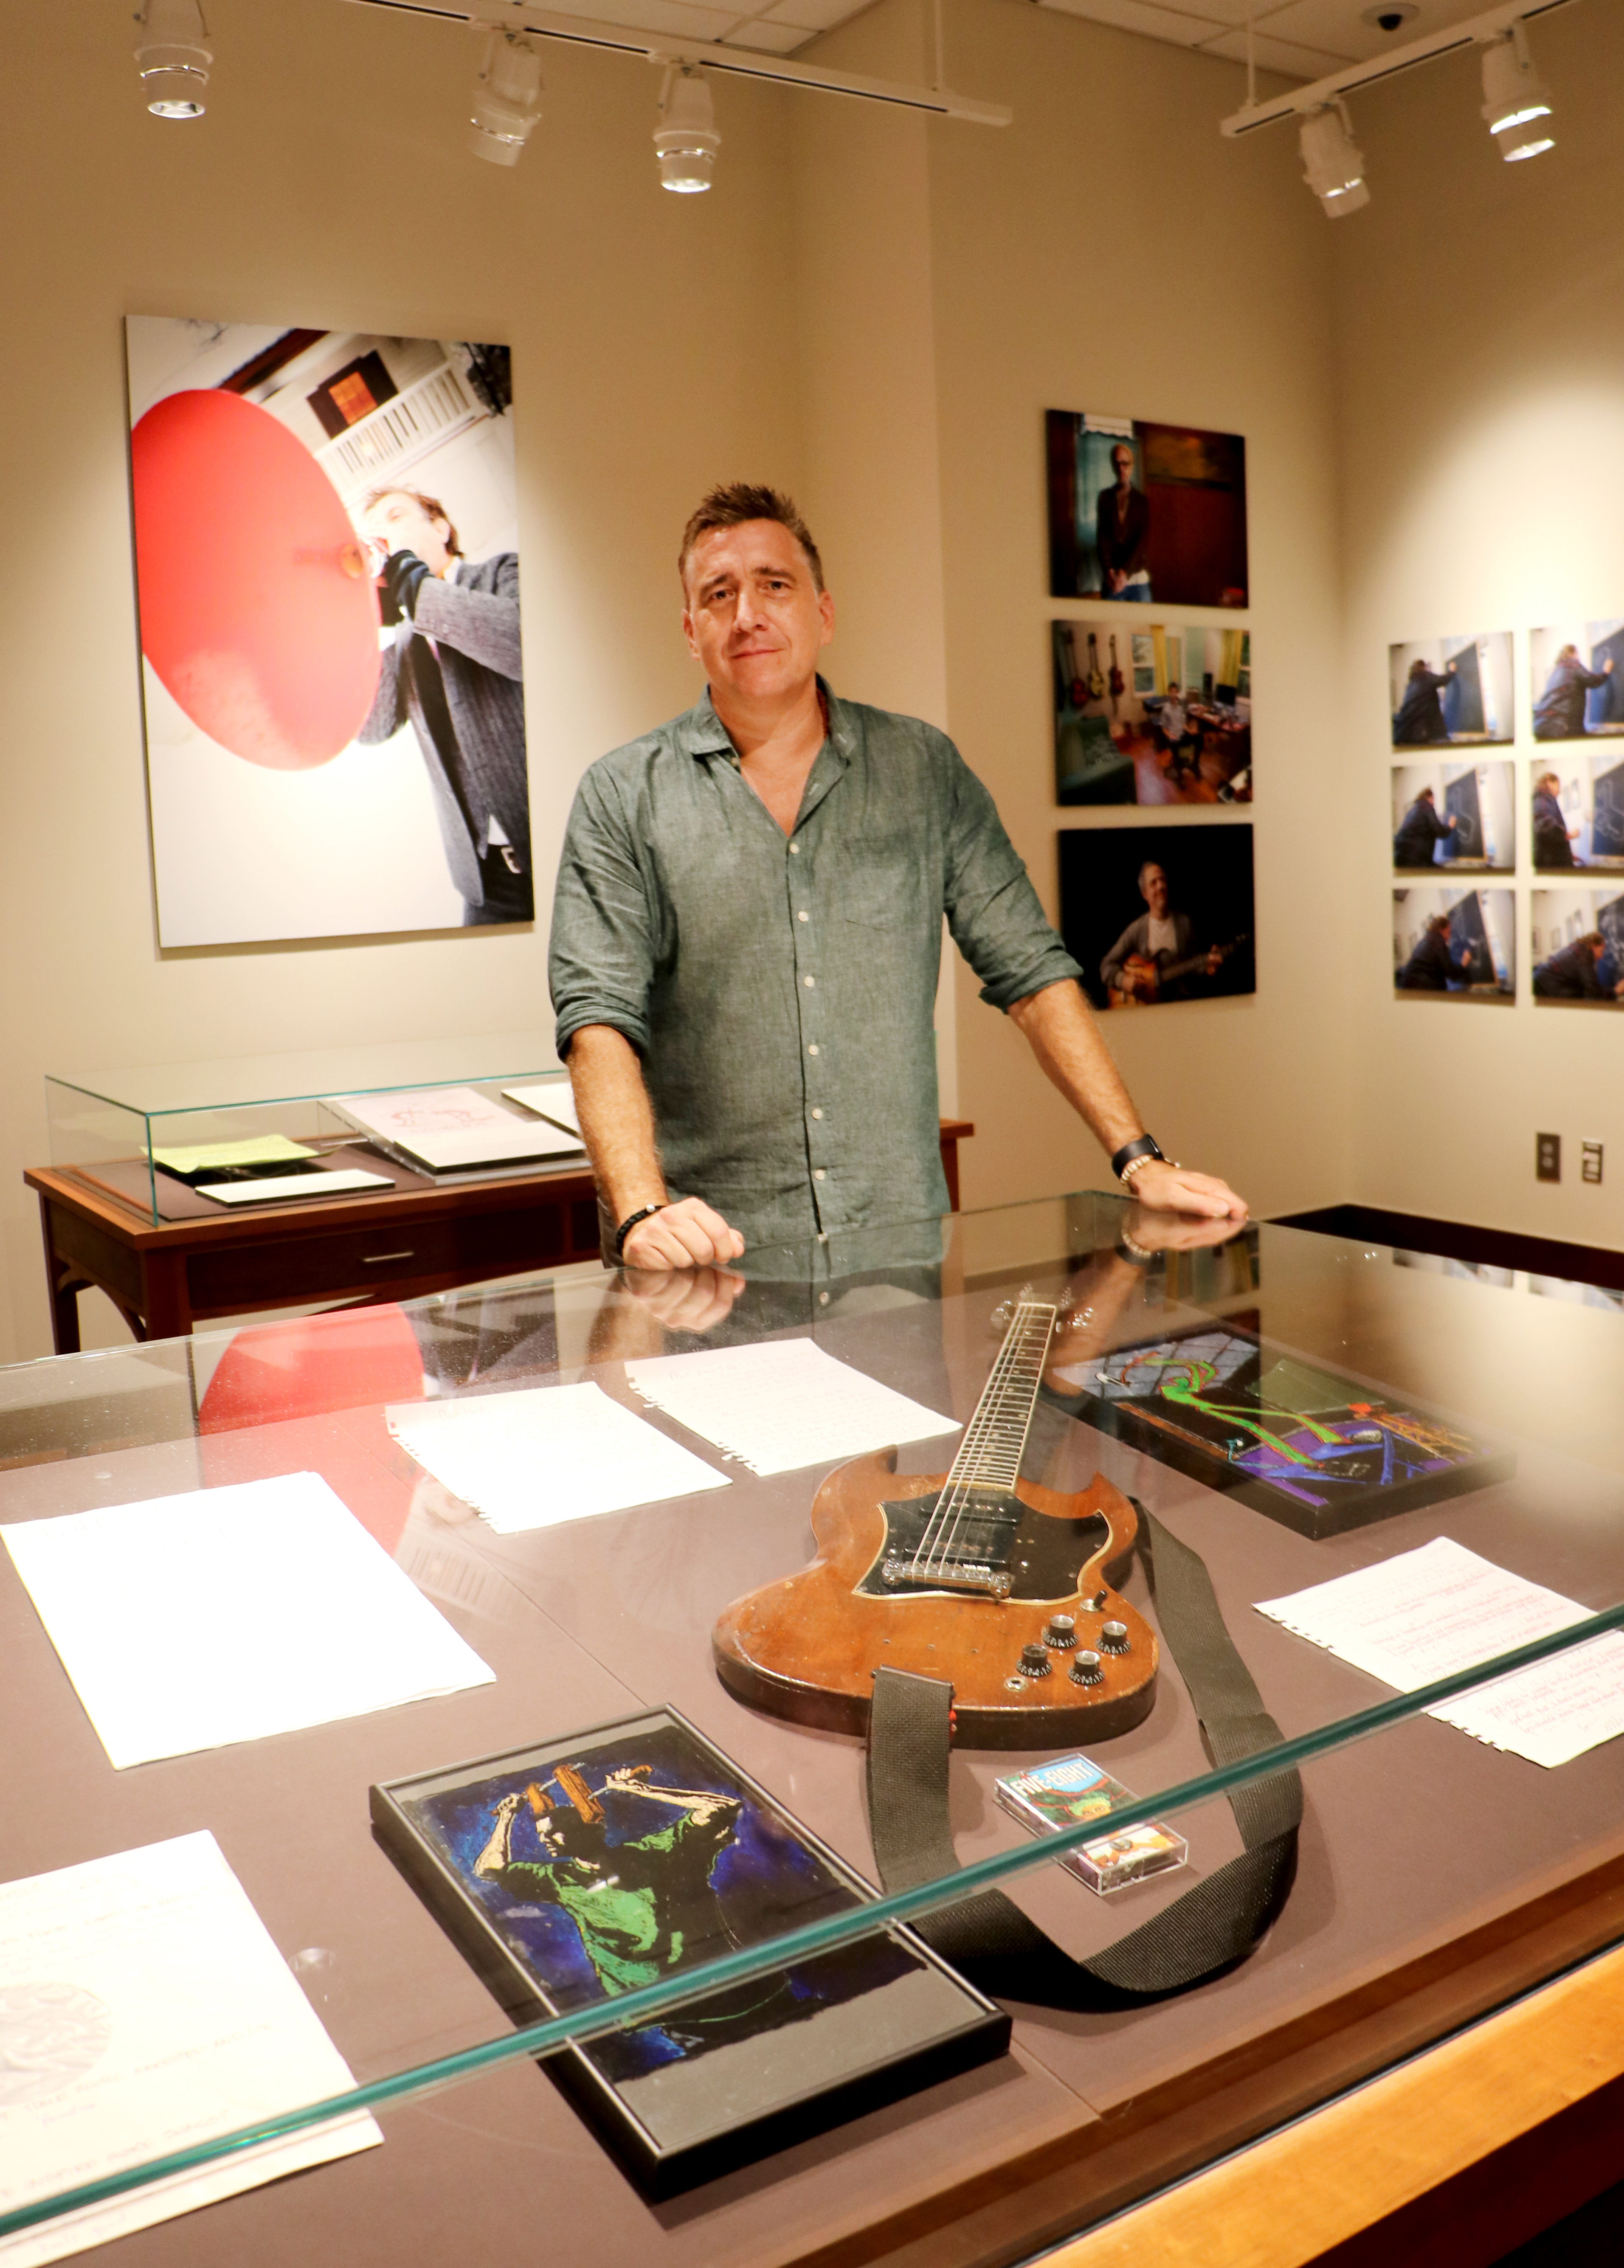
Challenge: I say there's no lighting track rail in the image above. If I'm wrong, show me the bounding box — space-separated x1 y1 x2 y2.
338 0 1012 122
1221 0 1576 135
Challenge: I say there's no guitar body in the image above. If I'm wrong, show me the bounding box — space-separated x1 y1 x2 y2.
713 1449 1158 1747
1086 631 1106 702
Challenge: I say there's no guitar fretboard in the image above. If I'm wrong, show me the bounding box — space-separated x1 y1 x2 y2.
944 1301 1057 1496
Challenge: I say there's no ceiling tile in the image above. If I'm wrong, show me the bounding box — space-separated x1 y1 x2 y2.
1196 22 1357 73
1039 0 1230 51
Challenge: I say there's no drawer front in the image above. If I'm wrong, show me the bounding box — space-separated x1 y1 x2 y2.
188 1202 583 1312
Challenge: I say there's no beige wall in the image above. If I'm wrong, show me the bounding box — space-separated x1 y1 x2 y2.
1334 1 1624 1246
0 0 801 1362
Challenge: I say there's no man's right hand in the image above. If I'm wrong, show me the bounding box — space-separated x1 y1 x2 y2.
621 1195 744 1271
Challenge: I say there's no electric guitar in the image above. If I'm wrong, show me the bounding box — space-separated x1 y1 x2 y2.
1108 633 1125 717
1059 624 1086 708
1109 932 1250 1008
712 1302 1157 1747
1086 631 1106 701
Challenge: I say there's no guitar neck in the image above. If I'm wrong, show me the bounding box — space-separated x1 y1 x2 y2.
946 1302 1057 1495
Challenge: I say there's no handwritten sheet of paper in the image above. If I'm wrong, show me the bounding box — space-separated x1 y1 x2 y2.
1 1473 494 1770
0 1830 378 2268
1256 1536 1624 1768
388 1382 729 1534
333 1087 582 1171
623 1338 958 1476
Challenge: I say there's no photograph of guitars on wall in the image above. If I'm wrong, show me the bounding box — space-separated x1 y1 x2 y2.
1053 620 1251 806
371 1710 1007 2195
1061 824 1255 1011
1390 633 1514 748
1047 1321 1514 1539
1046 411 1247 608
1393 886 1514 999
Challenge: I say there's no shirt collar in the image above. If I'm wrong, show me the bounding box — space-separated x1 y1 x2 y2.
678 677 852 768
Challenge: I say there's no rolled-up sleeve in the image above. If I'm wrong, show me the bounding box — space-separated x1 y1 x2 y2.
938 740 1085 1010
548 766 658 1058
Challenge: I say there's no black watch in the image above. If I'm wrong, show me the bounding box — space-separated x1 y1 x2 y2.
613 1204 664 1260
1110 1134 1165 1182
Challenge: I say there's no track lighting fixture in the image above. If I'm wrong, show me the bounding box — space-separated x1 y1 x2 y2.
1480 23 1554 162
468 29 543 165
654 67 719 194
1299 103 1369 217
134 0 211 119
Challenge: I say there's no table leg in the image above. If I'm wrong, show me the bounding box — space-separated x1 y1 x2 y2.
36 1197 84 1356
140 1251 194 1343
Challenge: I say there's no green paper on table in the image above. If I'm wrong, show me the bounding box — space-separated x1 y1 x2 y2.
152 1134 316 1175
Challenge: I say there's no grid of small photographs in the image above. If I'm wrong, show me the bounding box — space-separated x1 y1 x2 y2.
1388 624 1624 1009
1049 410 1254 1012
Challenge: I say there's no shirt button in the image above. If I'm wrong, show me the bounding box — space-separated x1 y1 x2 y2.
804 974 815 988
797 910 809 922
807 1044 819 1056
788 842 800 854
811 1108 823 1120
819 1292 830 1305
814 1169 826 1181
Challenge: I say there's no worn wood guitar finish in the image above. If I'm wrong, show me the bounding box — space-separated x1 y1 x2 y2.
712 1303 1158 1748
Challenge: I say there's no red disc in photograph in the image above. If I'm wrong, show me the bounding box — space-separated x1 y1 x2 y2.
130 388 381 769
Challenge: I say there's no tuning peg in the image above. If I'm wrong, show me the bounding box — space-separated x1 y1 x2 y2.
988 1284 1036 1336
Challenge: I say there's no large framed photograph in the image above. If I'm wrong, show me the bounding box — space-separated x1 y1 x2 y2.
1531 753 1624 870
1393 886 1514 999
1048 1321 1514 1539
371 1709 1008 2196
1053 620 1251 806
1389 634 1513 748
1390 759 1514 873
126 317 529 947
1531 890 1624 1006
1045 412 1247 608
1531 622 1624 740
1060 824 1255 1010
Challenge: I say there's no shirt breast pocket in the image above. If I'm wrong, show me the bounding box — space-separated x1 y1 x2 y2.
833 841 932 930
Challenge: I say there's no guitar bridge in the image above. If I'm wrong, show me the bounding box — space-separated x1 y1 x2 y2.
880 1556 1013 1599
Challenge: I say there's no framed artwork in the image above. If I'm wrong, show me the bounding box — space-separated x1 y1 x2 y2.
1047 1321 1514 1539
371 1708 1008 2195
1393 886 1514 999
1053 620 1251 806
1531 890 1624 1006
126 317 528 946
1060 824 1255 1010
1045 412 1247 608
1390 761 1514 872
1389 634 1513 748
1531 622 1624 740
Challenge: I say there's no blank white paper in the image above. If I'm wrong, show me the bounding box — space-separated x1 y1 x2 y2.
1256 1535 1624 1769
1 1472 495 1770
623 1338 958 1477
500 1079 582 1137
0 1830 378 2268
196 1168 394 1205
388 1381 729 1533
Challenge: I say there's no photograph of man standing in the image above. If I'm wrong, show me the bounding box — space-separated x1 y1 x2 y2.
1097 443 1152 602
360 485 530 926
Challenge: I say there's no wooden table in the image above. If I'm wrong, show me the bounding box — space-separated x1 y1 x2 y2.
24 1121 975 1352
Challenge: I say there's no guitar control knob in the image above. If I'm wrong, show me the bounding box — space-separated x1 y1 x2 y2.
1044 1615 1077 1650
1100 1621 1130 1654
1019 1643 1051 1678
1068 1650 1103 1686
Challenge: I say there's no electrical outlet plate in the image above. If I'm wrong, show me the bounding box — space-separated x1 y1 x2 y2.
1582 1140 1603 1186
1537 1133 1561 1184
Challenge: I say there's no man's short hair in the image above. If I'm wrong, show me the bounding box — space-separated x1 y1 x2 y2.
1137 861 1166 892
679 484 825 593
363 486 463 560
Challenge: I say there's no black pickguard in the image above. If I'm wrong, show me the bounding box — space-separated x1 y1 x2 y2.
858 1490 1109 1603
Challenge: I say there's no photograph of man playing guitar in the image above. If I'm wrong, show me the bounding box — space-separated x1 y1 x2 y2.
1100 860 1226 1006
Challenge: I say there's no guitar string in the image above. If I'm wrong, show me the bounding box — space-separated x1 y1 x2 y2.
911 1304 1055 1579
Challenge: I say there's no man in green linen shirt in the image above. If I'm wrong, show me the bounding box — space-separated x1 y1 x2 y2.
548 484 1245 1272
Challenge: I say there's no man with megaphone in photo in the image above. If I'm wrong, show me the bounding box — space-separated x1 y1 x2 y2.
357 484 531 927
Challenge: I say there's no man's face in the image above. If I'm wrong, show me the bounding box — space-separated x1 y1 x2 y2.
682 520 833 709
1112 449 1134 490
363 491 454 577
1142 866 1169 918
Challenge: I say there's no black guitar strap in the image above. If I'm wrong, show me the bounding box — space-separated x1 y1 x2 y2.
863 1506 1302 2006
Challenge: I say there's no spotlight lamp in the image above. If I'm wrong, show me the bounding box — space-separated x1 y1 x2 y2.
654 67 720 194
1299 102 1369 217
469 29 544 165
1481 23 1554 163
134 0 211 119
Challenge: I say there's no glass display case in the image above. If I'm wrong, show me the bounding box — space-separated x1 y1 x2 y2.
44 1033 572 1225
3 1193 1624 2265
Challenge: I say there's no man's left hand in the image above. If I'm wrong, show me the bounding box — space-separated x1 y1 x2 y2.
377 549 431 626
1126 1161 1247 1219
